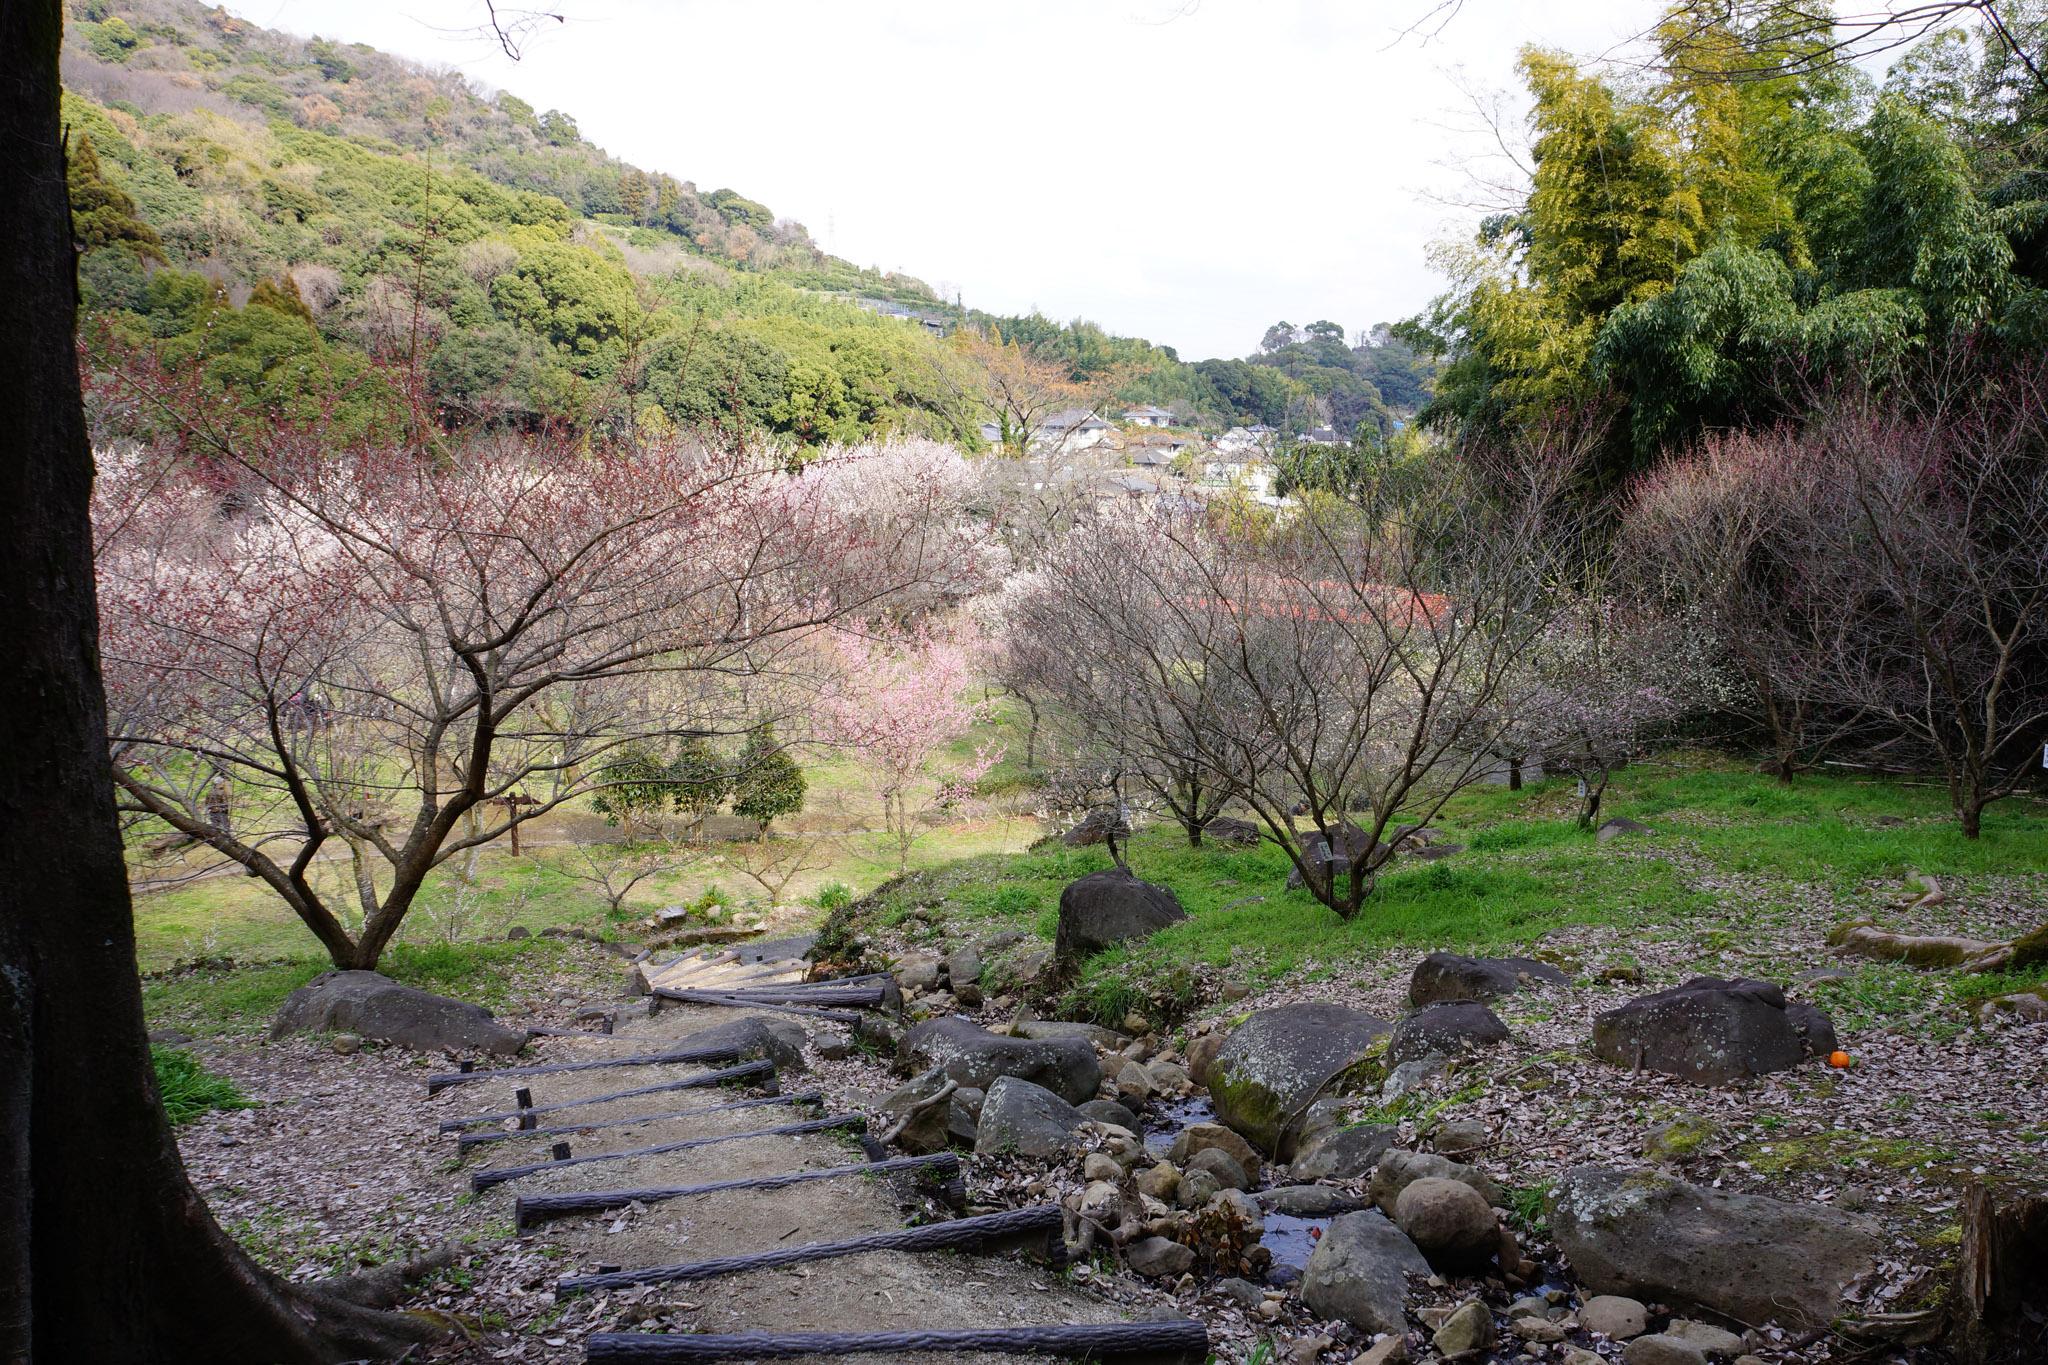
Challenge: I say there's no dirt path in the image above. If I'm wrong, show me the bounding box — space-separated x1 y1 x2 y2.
432 989 1154 1363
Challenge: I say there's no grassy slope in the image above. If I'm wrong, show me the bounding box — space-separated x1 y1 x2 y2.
847 752 2048 1023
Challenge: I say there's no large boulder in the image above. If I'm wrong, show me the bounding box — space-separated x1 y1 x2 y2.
903 1016 1099 1104
1284 823 1376 893
1292 1123 1398 1181
1591 977 1836 1085
271 971 527 1055
1393 1176 1499 1271
1165 1122 1264 1183
685 1014 809 1074
1370 1149 1505 1213
1301 1209 1431 1335
1408 952 1568 1006
1549 1165 1883 1329
1061 807 1131 847
973 1076 1091 1158
1054 868 1188 961
1201 816 1263 847
1387 1001 1510 1066
1208 1003 1390 1158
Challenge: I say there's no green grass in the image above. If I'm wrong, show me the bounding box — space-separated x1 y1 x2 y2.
142 937 574 1036
151 1045 254 1124
843 753 2048 1025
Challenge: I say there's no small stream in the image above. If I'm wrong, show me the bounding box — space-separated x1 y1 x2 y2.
1142 1094 1216 1155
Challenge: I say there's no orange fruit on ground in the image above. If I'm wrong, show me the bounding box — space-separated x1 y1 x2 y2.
1828 1050 1852 1068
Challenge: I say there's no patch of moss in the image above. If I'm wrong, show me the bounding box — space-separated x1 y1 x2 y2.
1738 1129 1957 1178
1644 1115 1717 1162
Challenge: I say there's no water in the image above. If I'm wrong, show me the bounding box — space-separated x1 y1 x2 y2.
1142 1094 1216 1156
1260 1212 1328 1275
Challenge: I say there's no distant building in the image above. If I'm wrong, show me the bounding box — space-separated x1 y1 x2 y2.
1121 404 1175 428
853 296 951 337
1215 425 1278 457
1301 426 1341 445
1039 408 1115 450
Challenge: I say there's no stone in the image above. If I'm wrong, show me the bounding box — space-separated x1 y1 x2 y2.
1176 1169 1222 1209
1259 1185 1364 1217
1393 1177 1499 1271
1284 822 1377 893
1185 1032 1224 1085
1300 1210 1431 1335
879 1067 960 1154
1186 1146 1249 1191
1591 977 1837 1085
973 1076 1092 1159
1565 1351 1607 1365
896 952 943 992
1549 1165 1884 1329
1166 1122 1265 1182
1209 1187 1264 1238
1430 1118 1490 1159
1507 1295 1551 1320
1079 1180 1122 1224
1408 952 1569 1006
1388 1001 1510 1067
993 946 1053 991
1202 816 1263 846
1580 1294 1649 1339
1286 1333 1335 1365
329 1032 361 1056
1125 1235 1195 1277
1598 816 1655 842
1013 1019 1128 1049
1431 1299 1494 1357
1078 1099 1141 1135
1214 1276 1265 1309
1356 1337 1408 1365
812 1029 853 1061
943 945 983 987
505 925 531 940
1083 1152 1122 1183
1625 1336 1708 1365
1062 806 1131 848
1149 1061 1192 1094
1378 1058 1445 1105
1113 1056 1157 1104
1370 1149 1505 1214
271 970 528 1055
1666 1320 1747 1357
855 1013 905 1053
1136 1162 1181 1202
1208 1003 1391 1157
1055 868 1187 961
1514 1317 1568 1343
903 1016 1100 1104
1643 1116 1716 1163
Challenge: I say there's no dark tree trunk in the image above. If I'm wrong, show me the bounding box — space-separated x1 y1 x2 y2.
0 7 434 1357
1948 1182 2048 1364
1507 754 1522 791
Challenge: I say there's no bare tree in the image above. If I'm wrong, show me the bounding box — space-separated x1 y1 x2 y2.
1777 368 2048 836
94 422 979 970
722 832 830 905
1017 432 1582 919
1003 521 1239 847
565 835 701 919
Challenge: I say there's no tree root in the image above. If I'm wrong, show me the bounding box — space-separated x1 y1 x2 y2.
1827 920 2014 972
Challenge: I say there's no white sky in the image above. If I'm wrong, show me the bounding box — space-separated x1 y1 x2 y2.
237 0 1673 360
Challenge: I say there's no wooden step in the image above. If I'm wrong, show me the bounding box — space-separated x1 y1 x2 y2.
557 1204 1064 1295
582 1319 1210 1363
471 1114 866 1191
513 1152 960 1228
437 1061 774 1131
426 1040 752 1094
456 1091 819 1149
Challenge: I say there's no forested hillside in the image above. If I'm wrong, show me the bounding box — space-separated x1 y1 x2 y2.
1406 6 2048 480
60 0 1431 445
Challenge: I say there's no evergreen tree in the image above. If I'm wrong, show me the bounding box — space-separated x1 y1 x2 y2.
66 131 162 261
729 725 805 833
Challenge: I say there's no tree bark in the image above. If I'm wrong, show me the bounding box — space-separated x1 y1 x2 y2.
1949 1182 2048 1364
0 7 435 1356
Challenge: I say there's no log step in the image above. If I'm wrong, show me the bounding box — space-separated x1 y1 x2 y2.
514 1152 960 1228
649 989 862 1024
583 1319 1210 1362
426 1041 751 1094
558 1204 1064 1295
437 1061 775 1131
456 1091 821 1149
471 1114 867 1191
